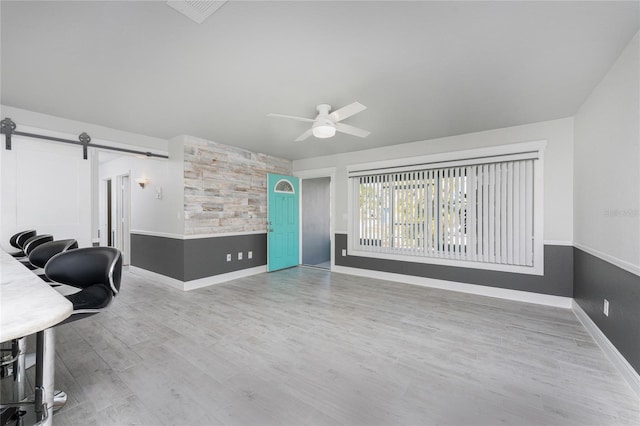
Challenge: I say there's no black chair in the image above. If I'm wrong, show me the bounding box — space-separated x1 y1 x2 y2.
22 235 54 255
45 247 122 325
18 246 123 411
8 230 36 258
28 239 78 282
18 234 54 270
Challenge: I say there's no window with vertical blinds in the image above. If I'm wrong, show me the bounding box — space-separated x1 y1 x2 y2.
348 143 544 274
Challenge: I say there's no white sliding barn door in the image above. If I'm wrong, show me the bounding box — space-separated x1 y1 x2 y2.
0 136 92 249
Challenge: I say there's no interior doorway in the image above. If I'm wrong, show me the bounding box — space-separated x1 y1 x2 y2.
98 168 131 265
301 177 331 269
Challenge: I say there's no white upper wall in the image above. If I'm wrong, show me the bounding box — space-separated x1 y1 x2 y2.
98 153 180 238
293 117 574 244
574 32 640 271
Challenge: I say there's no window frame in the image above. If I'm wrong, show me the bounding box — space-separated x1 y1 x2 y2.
346 141 546 276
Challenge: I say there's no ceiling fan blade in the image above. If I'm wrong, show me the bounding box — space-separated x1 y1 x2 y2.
267 113 315 123
329 102 367 122
335 123 370 138
294 128 313 142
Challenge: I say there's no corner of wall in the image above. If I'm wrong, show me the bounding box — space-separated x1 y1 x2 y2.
167 135 186 235
572 31 640 380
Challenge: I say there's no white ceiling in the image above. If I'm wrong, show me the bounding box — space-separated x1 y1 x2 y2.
1 1 638 160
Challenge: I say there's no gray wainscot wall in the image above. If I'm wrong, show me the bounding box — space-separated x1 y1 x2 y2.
131 233 267 282
334 233 573 297
573 248 640 375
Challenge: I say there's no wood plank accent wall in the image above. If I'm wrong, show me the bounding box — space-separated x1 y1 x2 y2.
183 137 291 235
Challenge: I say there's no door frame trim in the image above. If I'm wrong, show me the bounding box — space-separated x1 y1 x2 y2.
294 168 336 270
115 173 131 265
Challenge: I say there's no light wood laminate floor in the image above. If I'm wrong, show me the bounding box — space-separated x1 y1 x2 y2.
18 267 640 425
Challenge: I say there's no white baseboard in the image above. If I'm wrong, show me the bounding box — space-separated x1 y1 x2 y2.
183 266 267 291
128 266 185 290
332 265 572 308
571 300 640 398
128 265 267 291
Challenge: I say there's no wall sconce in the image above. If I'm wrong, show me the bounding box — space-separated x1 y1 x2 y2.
136 178 149 188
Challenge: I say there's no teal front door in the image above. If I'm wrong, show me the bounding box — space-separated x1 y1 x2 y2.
267 173 299 272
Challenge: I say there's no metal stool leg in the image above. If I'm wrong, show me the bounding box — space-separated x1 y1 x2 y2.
53 390 67 411
13 338 26 402
34 329 55 425
0 332 54 425
5 338 67 414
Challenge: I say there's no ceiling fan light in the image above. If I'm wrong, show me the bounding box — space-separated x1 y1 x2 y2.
312 124 336 139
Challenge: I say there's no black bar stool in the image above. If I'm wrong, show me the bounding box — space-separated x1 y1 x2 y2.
8 230 36 258
28 240 78 283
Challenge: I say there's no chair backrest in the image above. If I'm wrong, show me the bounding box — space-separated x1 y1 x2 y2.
23 234 54 256
12 230 37 249
45 247 122 295
28 239 78 269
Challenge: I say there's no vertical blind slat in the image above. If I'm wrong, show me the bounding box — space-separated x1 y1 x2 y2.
488 163 495 264
411 172 420 255
368 175 372 249
496 164 501 263
458 169 462 258
373 175 377 251
455 168 460 258
386 174 390 253
468 166 476 261
476 166 484 261
418 171 424 255
500 163 507 264
445 169 451 255
482 164 489 262
520 161 527 265
435 169 441 257
360 176 363 245
506 162 514 265
525 160 534 266
513 162 520 265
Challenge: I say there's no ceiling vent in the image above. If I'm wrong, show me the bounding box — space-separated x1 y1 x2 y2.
166 1 228 24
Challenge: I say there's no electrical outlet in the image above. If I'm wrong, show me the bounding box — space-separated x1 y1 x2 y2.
603 299 609 317
342 249 347 257
248 251 253 259
226 254 231 262
238 252 243 260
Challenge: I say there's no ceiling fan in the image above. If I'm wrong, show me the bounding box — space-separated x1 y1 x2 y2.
268 102 371 142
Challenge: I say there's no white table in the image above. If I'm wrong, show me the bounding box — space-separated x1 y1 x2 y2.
1 249 72 425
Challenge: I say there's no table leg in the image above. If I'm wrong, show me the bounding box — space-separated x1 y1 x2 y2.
13 338 26 402
34 329 54 426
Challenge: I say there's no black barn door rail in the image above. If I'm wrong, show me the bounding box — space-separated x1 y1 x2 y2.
1 117 168 160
